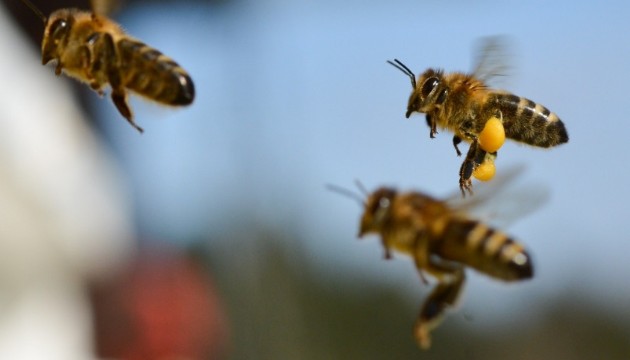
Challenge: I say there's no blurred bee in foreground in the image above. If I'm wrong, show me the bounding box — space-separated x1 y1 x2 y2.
328 170 541 349
388 37 568 196
18 0 195 133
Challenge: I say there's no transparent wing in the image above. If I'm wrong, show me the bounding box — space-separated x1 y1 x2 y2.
446 165 549 229
471 35 513 86
91 0 123 16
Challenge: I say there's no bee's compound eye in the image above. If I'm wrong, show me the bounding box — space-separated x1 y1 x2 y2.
473 159 496 181
52 19 67 32
421 77 439 97
50 19 70 40
378 197 391 209
478 116 506 153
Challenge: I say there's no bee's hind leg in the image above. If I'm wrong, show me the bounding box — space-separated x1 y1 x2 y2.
426 114 438 138
111 91 143 133
452 135 463 156
458 140 486 197
414 259 465 349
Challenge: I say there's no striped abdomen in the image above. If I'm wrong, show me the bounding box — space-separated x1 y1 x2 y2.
488 93 568 148
434 219 533 281
117 39 194 106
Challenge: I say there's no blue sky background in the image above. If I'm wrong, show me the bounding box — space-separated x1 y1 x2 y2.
93 0 630 329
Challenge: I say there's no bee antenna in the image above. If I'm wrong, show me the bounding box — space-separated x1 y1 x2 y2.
387 59 416 89
325 183 365 207
19 0 47 23
353 179 369 198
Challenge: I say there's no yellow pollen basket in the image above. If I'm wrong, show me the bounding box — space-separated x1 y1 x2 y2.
473 154 496 181
478 116 505 153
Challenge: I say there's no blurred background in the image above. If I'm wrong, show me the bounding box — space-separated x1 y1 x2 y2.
1 0 629 358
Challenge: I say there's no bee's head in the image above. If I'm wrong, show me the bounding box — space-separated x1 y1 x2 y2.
406 68 448 118
359 187 397 238
42 9 76 65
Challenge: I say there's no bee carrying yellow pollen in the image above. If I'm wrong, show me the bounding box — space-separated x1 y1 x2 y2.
388 37 568 196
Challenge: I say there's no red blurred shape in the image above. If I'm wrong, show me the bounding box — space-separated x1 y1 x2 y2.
91 247 229 360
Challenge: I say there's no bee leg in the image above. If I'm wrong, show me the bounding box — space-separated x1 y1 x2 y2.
458 140 486 197
381 240 393 260
412 233 432 284
426 114 438 138
86 65 105 97
111 92 145 132
90 83 105 97
54 63 63 76
452 136 462 156
83 48 106 96
414 260 465 349
111 91 144 133
89 32 144 133
111 90 144 134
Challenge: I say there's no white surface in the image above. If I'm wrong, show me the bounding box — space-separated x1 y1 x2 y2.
0 8 134 359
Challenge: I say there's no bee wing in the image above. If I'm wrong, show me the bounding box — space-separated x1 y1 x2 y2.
91 0 123 16
447 166 549 228
471 36 513 86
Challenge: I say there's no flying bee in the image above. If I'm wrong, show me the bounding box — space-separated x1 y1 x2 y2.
388 37 568 195
17 0 195 133
328 170 540 349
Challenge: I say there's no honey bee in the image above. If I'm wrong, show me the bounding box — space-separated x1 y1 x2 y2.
388 38 568 195
329 171 538 349
18 0 195 133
